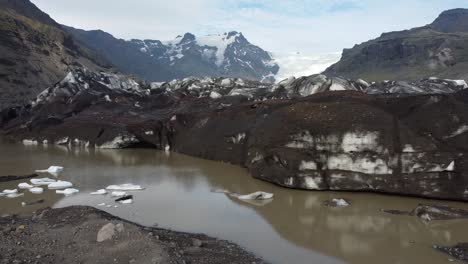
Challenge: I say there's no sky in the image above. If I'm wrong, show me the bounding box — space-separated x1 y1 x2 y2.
31 0 468 78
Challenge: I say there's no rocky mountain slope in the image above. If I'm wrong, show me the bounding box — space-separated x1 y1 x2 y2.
324 9 468 82
65 27 279 83
0 0 107 110
1 68 467 201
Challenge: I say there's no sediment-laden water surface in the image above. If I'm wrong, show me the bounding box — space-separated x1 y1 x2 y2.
1 141 467 264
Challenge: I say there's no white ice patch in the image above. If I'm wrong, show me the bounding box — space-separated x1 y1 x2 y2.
60 72 77 85
18 183 34 189
210 91 222 99
299 161 318 171
304 177 320 190
231 133 246 144
104 95 112 102
3 189 18 194
329 82 346 91
30 187 44 194
196 33 239 66
238 192 274 200
56 188 79 196
90 189 107 195
98 135 139 149
342 132 380 153
35 166 64 175
48 181 73 190
106 184 144 191
118 198 133 204
445 161 455 171
22 139 38 146
144 131 154 136
332 198 350 207
402 144 416 153
221 78 233 87
111 191 127 197
55 137 69 145
6 193 24 198
327 154 392 175
446 125 468 138
31 178 56 186
286 131 314 149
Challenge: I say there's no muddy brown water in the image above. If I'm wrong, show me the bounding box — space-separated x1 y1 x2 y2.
1 141 467 264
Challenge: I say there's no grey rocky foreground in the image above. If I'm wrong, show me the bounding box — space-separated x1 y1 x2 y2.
1 69 468 201
0 206 264 264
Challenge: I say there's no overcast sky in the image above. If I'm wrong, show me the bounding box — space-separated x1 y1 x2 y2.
31 0 468 77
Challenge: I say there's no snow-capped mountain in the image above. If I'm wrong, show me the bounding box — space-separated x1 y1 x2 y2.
65 28 279 83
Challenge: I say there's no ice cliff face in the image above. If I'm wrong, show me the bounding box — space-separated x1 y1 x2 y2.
2 69 468 201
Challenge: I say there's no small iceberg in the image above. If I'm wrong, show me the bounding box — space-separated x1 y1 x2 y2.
18 183 34 189
35 166 64 175
48 181 73 190
237 192 274 201
31 178 56 186
324 198 350 208
56 188 79 196
91 189 107 195
115 195 133 204
3 189 18 194
30 187 44 194
6 193 24 198
106 184 144 191
111 191 127 197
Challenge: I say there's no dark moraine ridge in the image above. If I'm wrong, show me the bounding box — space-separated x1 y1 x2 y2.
1 69 467 201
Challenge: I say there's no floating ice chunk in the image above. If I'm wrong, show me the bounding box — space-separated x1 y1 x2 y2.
6 193 24 198
48 181 73 190
119 199 133 204
91 189 108 195
238 192 274 201
97 203 106 207
165 144 170 152
31 178 56 186
35 166 64 175
106 184 144 191
30 187 44 194
334 198 350 207
18 183 34 189
3 189 18 194
116 195 134 204
56 188 79 196
111 191 127 197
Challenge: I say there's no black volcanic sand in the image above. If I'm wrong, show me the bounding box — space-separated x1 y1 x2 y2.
0 206 265 264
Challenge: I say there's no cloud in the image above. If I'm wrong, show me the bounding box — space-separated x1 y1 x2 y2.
273 52 342 80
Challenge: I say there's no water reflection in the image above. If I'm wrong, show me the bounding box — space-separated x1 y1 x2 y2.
1 142 467 264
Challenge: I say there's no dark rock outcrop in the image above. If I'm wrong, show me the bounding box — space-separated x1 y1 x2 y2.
434 243 468 262
383 204 468 221
2 69 468 201
0 0 107 110
324 9 468 82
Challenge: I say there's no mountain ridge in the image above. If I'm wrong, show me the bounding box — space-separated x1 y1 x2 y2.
323 8 468 82
64 26 279 83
